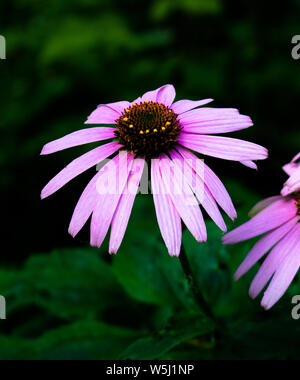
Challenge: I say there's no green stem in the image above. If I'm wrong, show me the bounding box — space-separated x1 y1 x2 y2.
179 244 215 321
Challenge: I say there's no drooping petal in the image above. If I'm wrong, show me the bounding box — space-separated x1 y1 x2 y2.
41 142 121 199
109 158 145 254
85 105 121 124
170 150 226 232
261 235 300 310
235 216 300 281
249 223 300 301
159 155 207 243
90 152 134 248
176 147 236 220
41 127 116 155
249 196 284 218
240 161 258 170
156 85 176 107
68 170 102 237
179 134 268 162
223 199 297 245
200 187 227 232
181 115 253 134
151 158 182 257
171 99 213 114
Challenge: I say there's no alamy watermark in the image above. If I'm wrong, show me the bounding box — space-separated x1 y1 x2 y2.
0 296 6 320
0 35 6 60
95 152 205 206
292 295 300 320
292 35 300 60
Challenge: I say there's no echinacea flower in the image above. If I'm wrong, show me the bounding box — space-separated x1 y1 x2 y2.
281 153 300 196
223 153 300 310
41 84 268 256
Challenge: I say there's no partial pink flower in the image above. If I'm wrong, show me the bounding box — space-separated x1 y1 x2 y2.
223 153 300 310
281 153 300 196
41 84 268 256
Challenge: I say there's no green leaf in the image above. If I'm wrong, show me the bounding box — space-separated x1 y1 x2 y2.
112 198 196 309
1 248 127 321
222 316 300 360
113 234 194 308
119 313 215 360
0 321 137 360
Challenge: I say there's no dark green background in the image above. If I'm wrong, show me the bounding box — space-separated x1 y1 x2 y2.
1 0 300 360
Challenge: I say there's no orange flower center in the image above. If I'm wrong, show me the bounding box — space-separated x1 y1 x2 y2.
115 101 182 158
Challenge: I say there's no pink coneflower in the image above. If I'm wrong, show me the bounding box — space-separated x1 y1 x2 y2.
281 153 300 196
223 153 300 310
41 85 267 256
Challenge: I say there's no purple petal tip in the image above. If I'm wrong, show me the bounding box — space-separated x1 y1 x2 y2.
249 288 257 300
261 301 271 311
40 190 47 200
40 147 47 155
68 229 76 238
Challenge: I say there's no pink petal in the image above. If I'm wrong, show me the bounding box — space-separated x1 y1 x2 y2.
291 152 300 162
170 150 226 232
240 161 258 170
200 187 227 232
109 158 145 254
68 170 102 237
179 134 268 162
105 101 130 114
176 147 237 220
130 85 178 105
283 163 299 176
156 85 176 107
85 105 121 124
235 216 300 281
159 155 207 243
249 223 300 300
283 153 300 176
171 99 213 114
249 196 284 218
41 142 121 199
151 158 182 257
281 167 300 196
178 108 240 124
223 199 297 245
261 233 300 310
181 115 253 134
131 97 142 104
41 127 116 155
141 89 160 102
141 86 170 102
90 152 134 248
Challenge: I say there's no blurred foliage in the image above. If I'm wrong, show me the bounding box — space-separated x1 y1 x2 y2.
150 0 222 21
1 0 300 360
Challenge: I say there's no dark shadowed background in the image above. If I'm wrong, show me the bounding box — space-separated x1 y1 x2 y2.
0 0 300 360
